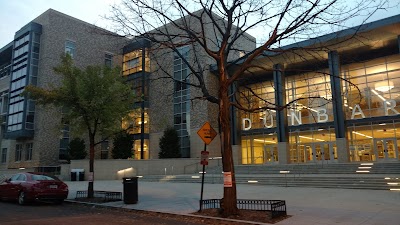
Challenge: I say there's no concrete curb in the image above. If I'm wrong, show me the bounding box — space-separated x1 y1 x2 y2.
64 199 277 225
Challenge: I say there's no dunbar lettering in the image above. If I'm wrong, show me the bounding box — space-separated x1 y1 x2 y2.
242 100 400 130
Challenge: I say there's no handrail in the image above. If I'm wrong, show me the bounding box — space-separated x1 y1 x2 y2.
183 157 222 174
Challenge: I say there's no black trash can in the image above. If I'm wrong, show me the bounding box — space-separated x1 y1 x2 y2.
78 170 85 181
70 171 77 181
123 177 138 204
71 169 84 181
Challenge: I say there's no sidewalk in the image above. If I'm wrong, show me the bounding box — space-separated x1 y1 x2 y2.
65 180 400 225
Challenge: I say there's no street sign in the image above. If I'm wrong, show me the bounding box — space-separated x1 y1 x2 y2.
197 122 217 145
200 151 209 165
223 172 232 187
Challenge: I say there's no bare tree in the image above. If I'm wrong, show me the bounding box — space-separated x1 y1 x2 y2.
106 0 389 215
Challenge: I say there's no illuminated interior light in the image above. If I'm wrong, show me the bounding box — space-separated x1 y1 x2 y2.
379 123 386 126
302 106 318 112
117 167 134 174
371 89 389 103
389 189 400 191
209 157 222 160
360 163 374 166
299 136 313 140
358 167 371 169
253 139 276 144
387 183 399 185
352 131 373 139
280 170 290 174
247 180 258 183
19 167 25 170
199 171 207 174
374 80 394 92
137 176 143 178
356 170 370 173
343 103 353 109
191 176 200 179
384 177 391 180
318 129 324 131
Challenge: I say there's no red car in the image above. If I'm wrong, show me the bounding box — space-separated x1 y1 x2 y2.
0 172 68 205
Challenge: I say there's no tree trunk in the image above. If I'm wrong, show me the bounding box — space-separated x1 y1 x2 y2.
219 83 238 216
87 133 95 198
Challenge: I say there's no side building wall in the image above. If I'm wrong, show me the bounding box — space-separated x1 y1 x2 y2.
4 9 127 169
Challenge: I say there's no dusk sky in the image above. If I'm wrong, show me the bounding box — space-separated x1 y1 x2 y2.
0 0 118 47
0 0 399 48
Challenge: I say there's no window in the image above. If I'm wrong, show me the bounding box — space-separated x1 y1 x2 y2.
129 77 149 100
101 139 109 159
10 174 21 181
122 109 149 134
105 53 113 67
122 49 150 75
25 143 33 161
1 148 7 163
127 58 139 70
32 174 55 181
65 40 76 58
59 117 70 160
173 46 191 157
15 144 22 161
17 174 26 181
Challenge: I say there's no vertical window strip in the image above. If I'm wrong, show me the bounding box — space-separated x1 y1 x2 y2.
173 46 190 157
15 144 22 161
1 148 7 163
25 143 33 161
65 40 76 58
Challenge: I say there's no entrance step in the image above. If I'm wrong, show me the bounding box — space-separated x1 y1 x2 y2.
137 162 400 190
137 174 400 190
232 162 400 174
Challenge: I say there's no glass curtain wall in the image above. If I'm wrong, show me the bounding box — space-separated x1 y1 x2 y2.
240 81 276 164
239 54 400 164
342 54 400 161
240 70 335 164
173 46 191 157
285 71 335 163
122 48 150 159
122 49 150 75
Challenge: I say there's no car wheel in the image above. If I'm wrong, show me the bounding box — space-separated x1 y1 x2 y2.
18 192 26 205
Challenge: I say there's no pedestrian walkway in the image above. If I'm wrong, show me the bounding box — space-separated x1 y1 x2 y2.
65 180 400 225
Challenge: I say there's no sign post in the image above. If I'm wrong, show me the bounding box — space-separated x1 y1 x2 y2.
197 122 217 211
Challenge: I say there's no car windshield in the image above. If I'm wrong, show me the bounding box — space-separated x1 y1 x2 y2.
31 175 56 181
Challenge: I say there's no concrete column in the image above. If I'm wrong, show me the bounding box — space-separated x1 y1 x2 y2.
336 138 350 163
277 142 290 164
273 64 290 164
232 145 241 165
273 64 288 142
328 51 349 162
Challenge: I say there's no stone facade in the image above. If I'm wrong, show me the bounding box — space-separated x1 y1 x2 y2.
147 11 256 158
0 8 256 171
1 9 127 169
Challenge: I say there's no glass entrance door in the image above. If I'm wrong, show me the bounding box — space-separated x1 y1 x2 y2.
264 145 278 164
303 144 315 163
306 142 335 163
374 138 398 161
